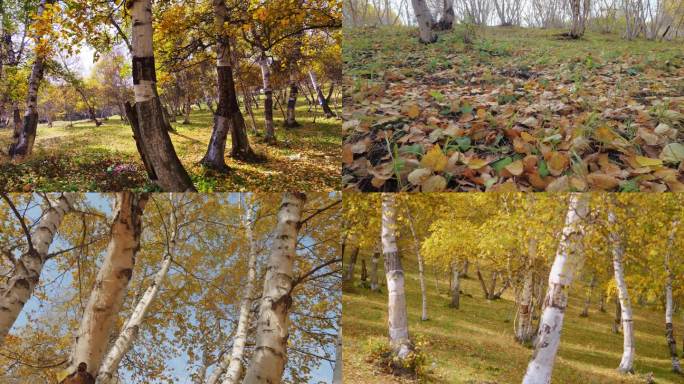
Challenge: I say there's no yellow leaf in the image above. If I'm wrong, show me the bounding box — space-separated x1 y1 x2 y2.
520 131 536 143
477 108 487 120
505 160 524 176
634 156 663 168
422 175 447 192
547 152 569 176
467 158 489 170
421 145 448 172
405 104 421 119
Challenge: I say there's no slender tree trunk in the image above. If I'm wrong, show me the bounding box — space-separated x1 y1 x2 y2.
580 274 595 318
242 193 306 384
381 194 412 359
0 193 74 343
404 204 428 321
182 96 191 124
370 250 380 292
127 0 196 191
450 262 460 309
612 294 622 334
522 194 589 384
8 0 55 160
258 55 276 144
598 292 606 312
361 259 368 283
96 204 175 384
664 220 681 373
75 88 102 127
284 35 302 128
344 244 359 283
62 193 148 383
201 1 256 170
211 198 259 384
462 259 469 278
411 0 437 43
332 328 342 384
608 207 635 374
308 70 335 118
516 239 537 344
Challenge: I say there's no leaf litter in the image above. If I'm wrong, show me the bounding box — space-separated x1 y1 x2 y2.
342 27 684 192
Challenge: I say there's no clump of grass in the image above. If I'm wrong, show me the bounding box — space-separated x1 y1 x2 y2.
366 337 430 381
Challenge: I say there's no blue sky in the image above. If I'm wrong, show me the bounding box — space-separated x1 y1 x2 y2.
9 193 337 383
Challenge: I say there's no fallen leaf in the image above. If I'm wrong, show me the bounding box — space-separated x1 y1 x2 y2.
587 173 620 190
505 160 524 176
421 145 448 172
547 152 569 176
660 143 684 164
422 175 447 192
407 168 432 185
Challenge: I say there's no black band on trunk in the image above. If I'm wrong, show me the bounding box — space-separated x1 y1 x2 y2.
132 56 156 84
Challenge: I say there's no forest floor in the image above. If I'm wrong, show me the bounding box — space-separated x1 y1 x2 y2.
343 25 684 192
343 252 684 383
0 101 341 191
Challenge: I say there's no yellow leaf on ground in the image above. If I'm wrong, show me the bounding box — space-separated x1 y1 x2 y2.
421 145 448 172
634 156 663 168
505 160 524 176
405 103 421 119
467 158 489 170
587 173 620 190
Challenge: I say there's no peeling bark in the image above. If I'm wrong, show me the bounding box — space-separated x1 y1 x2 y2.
242 193 306 384
522 194 588 384
201 0 255 170
128 0 195 192
0 193 74 343
63 192 148 381
96 200 173 384
381 194 412 359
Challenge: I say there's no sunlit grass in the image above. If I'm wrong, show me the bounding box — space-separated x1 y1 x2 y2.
343 250 683 383
0 97 341 191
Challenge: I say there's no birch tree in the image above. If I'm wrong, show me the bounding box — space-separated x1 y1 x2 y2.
608 203 635 374
411 0 437 43
664 219 682 373
207 196 260 384
0 193 74 343
126 0 195 191
242 192 306 384
8 0 56 160
200 0 256 171
568 0 591 38
522 193 589 384
404 203 428 321
95 196 178 384
381 193 412 359
60 192 148 382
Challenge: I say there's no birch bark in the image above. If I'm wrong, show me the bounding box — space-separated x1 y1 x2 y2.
381 194 412 359
608 207 635 374
522 194 588 384
242 193 306 384
0 193 74 342
62 193 147 382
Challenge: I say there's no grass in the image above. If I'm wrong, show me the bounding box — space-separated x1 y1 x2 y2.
343 249 684 383
344 25 684 80
0 98 341 191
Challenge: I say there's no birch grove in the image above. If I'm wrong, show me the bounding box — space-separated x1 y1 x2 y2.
345 194 684 382
0 193 341 384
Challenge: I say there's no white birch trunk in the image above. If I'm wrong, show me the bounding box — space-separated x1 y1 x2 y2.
0 193 74 342
381 194 412 359
96 204 174 384
411 0 437 43
664 219 681 373
450 262 460 309
64 193 148 380
332 327 342 384
608 208 635 374
404 204 427 321
522 193 588 384
211 199 259 384
242 193 306 384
